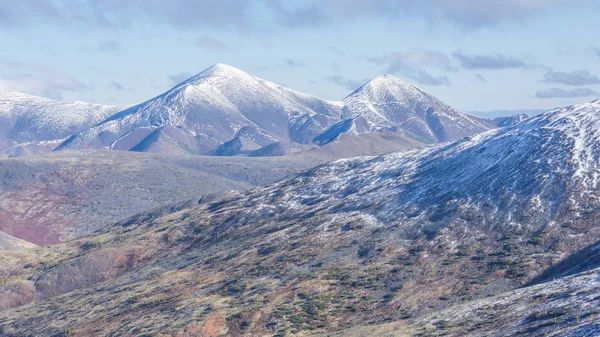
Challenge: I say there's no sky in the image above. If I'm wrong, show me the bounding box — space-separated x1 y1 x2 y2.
0 0 599 113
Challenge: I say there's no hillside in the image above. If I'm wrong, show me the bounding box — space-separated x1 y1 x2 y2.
0 151 320 245
317 262 600 336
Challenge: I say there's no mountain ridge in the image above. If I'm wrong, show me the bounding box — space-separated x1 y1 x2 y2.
55 64 497 156
0 91 123 145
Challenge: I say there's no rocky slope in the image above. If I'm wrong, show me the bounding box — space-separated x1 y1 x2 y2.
1 99 599 336
318 262 600 337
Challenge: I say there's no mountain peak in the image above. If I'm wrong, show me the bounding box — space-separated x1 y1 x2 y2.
176 63 254 88
201 63 248 77
346 73 431 103
206 62 242 73
348 74 425 100
366 74 417 88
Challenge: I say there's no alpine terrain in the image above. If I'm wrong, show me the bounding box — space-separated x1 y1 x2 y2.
1 99 600 336
55 64 496 156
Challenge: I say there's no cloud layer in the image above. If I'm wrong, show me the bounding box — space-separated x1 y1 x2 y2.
535 87 597 99
0 0 582 31
195 36 229 52
543 70 599 86
0 61 86 99
453 52 529 70
325 75 365 90
369 49 451 86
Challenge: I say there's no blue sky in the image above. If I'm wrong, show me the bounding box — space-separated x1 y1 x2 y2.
0 0 599 112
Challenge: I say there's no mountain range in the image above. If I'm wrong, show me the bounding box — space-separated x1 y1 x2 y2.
1 99 600 336
1 64 520 159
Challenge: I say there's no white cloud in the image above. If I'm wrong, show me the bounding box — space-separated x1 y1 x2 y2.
0 0 586 31
535 87 597 99
368 49 452 86
0 61 86 99
194 36 229 52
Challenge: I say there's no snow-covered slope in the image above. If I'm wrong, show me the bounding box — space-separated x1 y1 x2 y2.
260 99 600 233
0 91 122 146
493 113 530 127
57 64 495 156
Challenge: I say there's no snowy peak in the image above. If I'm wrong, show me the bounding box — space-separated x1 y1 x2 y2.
342 74 491 142
174 63 258 88
536 100 600 183
351 74 424 97
58 64 345 154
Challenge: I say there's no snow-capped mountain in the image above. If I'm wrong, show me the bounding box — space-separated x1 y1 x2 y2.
0 91 122 146
57 64 343 155
339 74 494 143
56 64 495 155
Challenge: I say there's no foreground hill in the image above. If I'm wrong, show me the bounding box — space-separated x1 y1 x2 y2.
56 64 494 156
318 262 600 337
1 100 599 336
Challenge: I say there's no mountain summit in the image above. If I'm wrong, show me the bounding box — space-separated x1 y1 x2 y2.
341 74 492 142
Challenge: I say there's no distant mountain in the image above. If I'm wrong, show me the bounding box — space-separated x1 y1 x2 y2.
3 99 600 336
469 108 546 118
492 113 530 127
57 64 343 155
0 91 122 147
56 64 496 156
340 75 494 143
